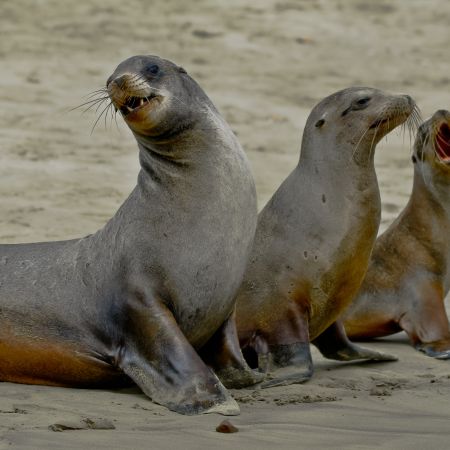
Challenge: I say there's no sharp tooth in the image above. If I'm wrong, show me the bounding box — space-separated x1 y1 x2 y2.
140 98 144 106
126 106 133 112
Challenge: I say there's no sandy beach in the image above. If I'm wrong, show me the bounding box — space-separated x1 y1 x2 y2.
1 0 450 448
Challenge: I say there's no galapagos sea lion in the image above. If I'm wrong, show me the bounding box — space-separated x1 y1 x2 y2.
235 87 417 386
0 55 260 415
344 110 450 359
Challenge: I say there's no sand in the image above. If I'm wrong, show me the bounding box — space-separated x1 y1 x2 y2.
1 0 450 448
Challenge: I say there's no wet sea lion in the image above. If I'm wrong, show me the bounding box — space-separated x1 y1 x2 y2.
235 87 417 386
344 110 450 359
0 55 260 415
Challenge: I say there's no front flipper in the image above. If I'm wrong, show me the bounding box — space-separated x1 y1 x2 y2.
200 310 264 388
117 293 239 415
398 284 450 360
312 320 397 362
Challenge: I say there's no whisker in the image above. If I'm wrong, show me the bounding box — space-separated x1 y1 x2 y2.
83 88 108 100
351 106 387 163
91 101 113 135
70 96 110 112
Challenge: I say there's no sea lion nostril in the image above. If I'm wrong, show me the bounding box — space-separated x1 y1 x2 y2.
404 95 413 105
116 75 129 88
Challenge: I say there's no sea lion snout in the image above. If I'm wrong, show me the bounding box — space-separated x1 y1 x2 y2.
360 92 419 147
434 109 450 119
403 94 414 107
107 71 163 120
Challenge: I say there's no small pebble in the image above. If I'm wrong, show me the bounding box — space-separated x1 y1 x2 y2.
216 420 239 433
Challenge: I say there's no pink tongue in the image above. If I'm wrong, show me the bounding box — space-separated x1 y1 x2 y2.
436 123 450 160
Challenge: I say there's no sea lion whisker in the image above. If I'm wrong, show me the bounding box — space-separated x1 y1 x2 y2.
410 107 422 132
107 103 117 131
104 101 114 130
84 88 108 99
69 96 110 112
81 98 110 115
112 107 122 132
367 117 383 163
91 101 113 135
352 106 387 161
405 116 414 146
352 129 369 161
94 97 110 114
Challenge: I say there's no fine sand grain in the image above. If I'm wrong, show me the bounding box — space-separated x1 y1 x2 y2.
1 1 450 449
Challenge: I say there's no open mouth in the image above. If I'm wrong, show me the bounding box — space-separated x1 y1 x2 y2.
435 122 450 163
119 93 158 117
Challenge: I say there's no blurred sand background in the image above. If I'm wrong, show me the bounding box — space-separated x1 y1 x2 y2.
0 0 450 449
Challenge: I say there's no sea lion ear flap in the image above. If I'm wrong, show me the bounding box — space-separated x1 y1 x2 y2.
178 66 187 74
315 118 325 128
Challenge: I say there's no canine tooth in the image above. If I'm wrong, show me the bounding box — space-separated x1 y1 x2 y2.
140 98 144 106
126 106 133 112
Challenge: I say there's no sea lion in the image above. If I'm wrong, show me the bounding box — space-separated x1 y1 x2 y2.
344 110 450 359
235 87 417 387
0 55 260 415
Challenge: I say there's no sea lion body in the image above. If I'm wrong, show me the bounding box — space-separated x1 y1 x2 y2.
344 110 450 359
0 55 259 414
236 88 415 386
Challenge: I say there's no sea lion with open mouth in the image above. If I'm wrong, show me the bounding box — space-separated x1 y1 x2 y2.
344 110 450 359
0 55 260 415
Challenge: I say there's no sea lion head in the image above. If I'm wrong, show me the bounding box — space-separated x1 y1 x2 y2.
107 55 212 142
412 110 450 188
302 87 417 164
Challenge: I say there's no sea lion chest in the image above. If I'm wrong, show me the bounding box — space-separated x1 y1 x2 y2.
122 154 256 348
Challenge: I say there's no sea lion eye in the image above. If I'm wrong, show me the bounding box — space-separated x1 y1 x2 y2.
315 119 325 128
412 155 417 163
356 97 371 105
146 64 160 75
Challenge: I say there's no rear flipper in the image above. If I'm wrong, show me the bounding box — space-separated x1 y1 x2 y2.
417 340 450 359
244 306 314 388
200 310 264 388
118 294 239 415
313 321 398 362
260 341 313 388
399 285 450 360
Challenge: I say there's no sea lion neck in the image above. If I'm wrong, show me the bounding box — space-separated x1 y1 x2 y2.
135 110 241 188
298 137 377 177
411 168 450 219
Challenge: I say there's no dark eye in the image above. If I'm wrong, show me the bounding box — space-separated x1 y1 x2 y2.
315 119 325 128
356 97 371 105
146 64 159 75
